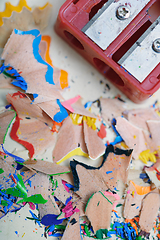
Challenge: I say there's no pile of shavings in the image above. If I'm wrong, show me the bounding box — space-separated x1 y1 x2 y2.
1 99 160 240
0 19 159 240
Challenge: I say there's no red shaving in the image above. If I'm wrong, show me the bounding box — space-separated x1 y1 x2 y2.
155 168 160 180
10 114 35 158
9 174 17 184
0 151 6 156
12 91 26 98
97 123 106 139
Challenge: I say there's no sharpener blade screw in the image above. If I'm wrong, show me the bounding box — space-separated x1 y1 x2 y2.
116 5 130 20
152 38 160 53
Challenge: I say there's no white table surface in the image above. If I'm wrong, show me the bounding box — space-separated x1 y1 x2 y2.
0 0 160 239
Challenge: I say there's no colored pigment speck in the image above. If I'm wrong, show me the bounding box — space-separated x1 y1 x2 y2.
106 171 112 174
22 233 25 237
116 203 122 207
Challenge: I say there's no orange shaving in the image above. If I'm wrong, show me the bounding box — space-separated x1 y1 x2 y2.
130 181 151 195
112 209 118 213
60 70 69 89
41 35 53 66
153 223 157 234
133 217 139 222
125 219 138 235
51 121 62 133
41 36 68 89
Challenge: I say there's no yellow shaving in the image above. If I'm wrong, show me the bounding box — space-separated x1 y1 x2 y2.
38 2 52 10
155 109 160 117
83 116 96 130
70 113 97 130
139 149 157 164
0 0 31 26
120 142 129 149
70 113 83 125
56 147 89 164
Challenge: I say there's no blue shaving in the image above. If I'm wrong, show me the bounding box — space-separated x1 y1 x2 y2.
20 172 25 176
84 101 93 108
53 233 63 237
65 183 74 189
6 66 27 90
27 179 32 188
4 206 7 213
65 196 72 205
48 224 55 232
139 173 150 183
5 104 12 109
113 211 119 218
16 163 23 170
105 118 123 146
14 29 54 85
32 93 39 100
41 214 64 226
1 144 25 163
111 118 122 136
0 63 27 90
29 210 41 226
0 64 6 73
7 202 13 210
113 222 136 240
107 230 116 237
53 99 68 123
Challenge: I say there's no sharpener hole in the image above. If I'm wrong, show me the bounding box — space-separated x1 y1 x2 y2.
73 0 80 4
64 31 84 50
93 58 124 86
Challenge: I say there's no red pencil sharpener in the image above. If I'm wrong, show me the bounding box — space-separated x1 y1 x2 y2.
55 0 160 103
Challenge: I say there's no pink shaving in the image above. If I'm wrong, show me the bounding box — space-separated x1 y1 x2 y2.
62 201 79 218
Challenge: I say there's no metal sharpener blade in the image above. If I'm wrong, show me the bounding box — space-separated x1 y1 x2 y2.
119 17 160 83
82 0 150 50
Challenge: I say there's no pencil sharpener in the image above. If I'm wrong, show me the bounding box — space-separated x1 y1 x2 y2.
55 0 160 103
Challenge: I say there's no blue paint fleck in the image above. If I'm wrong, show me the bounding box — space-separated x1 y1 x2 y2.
106 171 112 174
